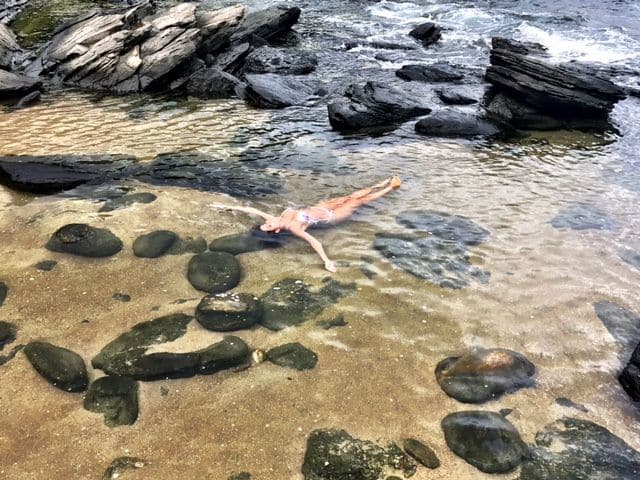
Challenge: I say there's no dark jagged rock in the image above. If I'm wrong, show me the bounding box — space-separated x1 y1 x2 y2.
187 251 241 293
328 81 431 132
195 292 262 331
551 203 616 231
83 376 139 427
185 67 244 98
99 192 157 212
133 230 178 258
46 223 123 257
415 109 501 138
267 342 318 370
620 249 640 271
302 429 417 480
593 301 640 361
620 343 640 401
374 210 490 289
23 341 88 392
402 438 440 469
209 231 286 255
396 64 463 83
208 41 252 73
15 90 41 109
0 69 41 98
0 320 16 350
441 411 527 474
485 37 626 131
520 417 640 479
409 22 441 48
0 23 21 69
0 0 30 24
0 343 23 366
437 89 478 105
260 278 356 331
241 73 315 108
102 457 145 480
92 313 249 380
196 4 246 56
244 46 317 75
35 260 57 271
229 5 300 45
435 348 536 403
0 281 7 306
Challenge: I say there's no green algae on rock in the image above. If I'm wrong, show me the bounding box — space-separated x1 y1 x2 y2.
435 348 536 403
267 342 318 370
195 292 263 331
46 223 123 257
441 411 527 474
187 251 242 293
83 376 139 427
24 341 88 392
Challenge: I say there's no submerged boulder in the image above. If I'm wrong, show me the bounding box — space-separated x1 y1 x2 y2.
435 348 536 403
46 223 123 257
266 342 318 370
551 203 616 231
593 301 640 361
84 376 139 427
209 231 286 255
195 292 262 331
24 341 88 392
520 417 640 479
441 411 527 473
415 109 501 138
328 81 431 132
187 251 242 293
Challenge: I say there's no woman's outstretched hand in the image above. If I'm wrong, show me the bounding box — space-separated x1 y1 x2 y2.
324 260 337 273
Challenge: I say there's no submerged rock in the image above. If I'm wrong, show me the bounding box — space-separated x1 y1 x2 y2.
35 260 57 271
409 22 441 48
83 376 139 427
520 417 640 479
187 251 242 293
435 348 536 403
302 429 416 480
102 457 145 480
24 341 88 392
133 230 178 258
374 210 490 289
209 231 286 255
396 63 463 83
46 223 123 257
316 314 348 330
620 343 640 401
242 73 315 108
0 281 7 306
441 411 527 474
328 81 431 132
195 292 262 331
402 438 440 469
593 301 640 361
620 249 640 271
415 109 501 138
99 192 157 212
260 278 356 331
267 342 318 370
551 203 616 230
0 320 16 350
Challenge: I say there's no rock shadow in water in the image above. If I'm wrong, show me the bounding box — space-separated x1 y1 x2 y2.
593 301 640 363
551 203 616 231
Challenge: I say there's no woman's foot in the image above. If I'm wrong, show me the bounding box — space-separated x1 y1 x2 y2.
390 175 401 189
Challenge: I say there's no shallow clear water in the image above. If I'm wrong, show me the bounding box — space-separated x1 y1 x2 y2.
1 1 640 479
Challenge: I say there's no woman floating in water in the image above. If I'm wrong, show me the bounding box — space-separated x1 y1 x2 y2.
215 176 401 272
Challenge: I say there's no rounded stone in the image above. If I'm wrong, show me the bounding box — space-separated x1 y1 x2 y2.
45 223 123 257
133 230 178 258
435 348 536 403
402 438 440 469
187 251 242 293
441 411 527 473
195 292 262 331
266 342 318 370
23 341 89 392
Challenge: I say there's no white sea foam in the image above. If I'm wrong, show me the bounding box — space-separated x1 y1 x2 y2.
367 0 425 23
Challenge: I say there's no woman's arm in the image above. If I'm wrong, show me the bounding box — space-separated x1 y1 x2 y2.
211 204 275 221
290 226 337 272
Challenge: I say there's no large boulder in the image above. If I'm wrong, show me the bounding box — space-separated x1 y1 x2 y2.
241 73 315 108
46 223 123 257
23 341 89 392
415 109 502 138
328 81 431 132
484 37 626 131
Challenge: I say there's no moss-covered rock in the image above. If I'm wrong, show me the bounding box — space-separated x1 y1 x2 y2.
195 292 262 331
187 251 242 293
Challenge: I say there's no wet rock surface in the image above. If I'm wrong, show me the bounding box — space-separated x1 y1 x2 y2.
402 438 440 469
415 109 501 137
551 203 616 230
244 46 317 75
302 429 417 480
396 63 463 83
23 341 89 392
99 192 157 212
83 376 139 427
485 37 627 131
520 417 640 479
259 278 356 331
46 223 123 258
195 292 262 331
242 73 316 108
374 210 490 289
408 22 441 48
209 230 286 255
435 348 536 403
187 251 242 293
328 81 431 132
441 411 527 473
266 342 318 370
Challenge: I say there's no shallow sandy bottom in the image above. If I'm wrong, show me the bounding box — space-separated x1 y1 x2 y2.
0 176 639 479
